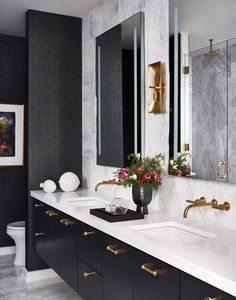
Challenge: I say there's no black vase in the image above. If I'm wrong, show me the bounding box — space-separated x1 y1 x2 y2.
132 185 153 215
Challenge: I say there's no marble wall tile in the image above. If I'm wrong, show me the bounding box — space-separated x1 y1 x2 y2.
82 0 236 230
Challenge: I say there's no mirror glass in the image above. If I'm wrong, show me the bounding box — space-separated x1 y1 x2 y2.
169 0 236 183
96 12 144 168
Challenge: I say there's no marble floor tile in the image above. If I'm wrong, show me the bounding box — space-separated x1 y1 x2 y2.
0 255 82 300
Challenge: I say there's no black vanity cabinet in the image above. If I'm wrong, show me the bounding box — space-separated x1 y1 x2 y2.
181 273 235 300
134 252 180 300
103 236 134 300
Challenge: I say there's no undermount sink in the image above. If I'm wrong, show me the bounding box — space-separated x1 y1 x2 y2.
132 222 217 244
67 197 106 207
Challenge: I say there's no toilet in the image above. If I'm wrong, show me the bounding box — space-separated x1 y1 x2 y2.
7 221 25 266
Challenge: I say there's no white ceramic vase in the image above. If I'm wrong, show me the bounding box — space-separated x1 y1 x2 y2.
40 180 57 193
58 172 80 192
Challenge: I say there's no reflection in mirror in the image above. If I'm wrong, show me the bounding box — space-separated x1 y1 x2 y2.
169 0 236 183
96 12 144 168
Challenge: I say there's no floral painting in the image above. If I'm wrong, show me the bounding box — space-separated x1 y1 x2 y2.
0 112 16 157
0 104 24 166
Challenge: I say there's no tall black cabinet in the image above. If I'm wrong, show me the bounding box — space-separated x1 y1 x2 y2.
26 10 82 271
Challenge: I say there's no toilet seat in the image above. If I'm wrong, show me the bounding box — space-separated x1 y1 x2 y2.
7 221 25 231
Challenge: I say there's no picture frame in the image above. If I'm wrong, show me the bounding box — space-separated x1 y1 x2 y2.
0 103 24 166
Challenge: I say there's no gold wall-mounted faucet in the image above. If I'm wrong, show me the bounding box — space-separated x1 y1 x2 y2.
95 179 125 191
183 197 230 218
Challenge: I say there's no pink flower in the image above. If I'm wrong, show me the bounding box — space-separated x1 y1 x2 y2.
174 170 183 176
135 165 144 172
183 164 190 169
118 168 128 179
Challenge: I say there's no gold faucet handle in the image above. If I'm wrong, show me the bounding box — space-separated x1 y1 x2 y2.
186 200 196 204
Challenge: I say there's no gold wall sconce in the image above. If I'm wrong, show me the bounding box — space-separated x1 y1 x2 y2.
148 61 165 113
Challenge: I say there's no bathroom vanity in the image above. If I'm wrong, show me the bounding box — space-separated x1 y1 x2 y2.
31 190 236 299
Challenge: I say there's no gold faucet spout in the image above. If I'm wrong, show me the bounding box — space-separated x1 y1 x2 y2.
95 179 125 191
183 197 231 218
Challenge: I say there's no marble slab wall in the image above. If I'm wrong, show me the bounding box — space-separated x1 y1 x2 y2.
82 0 236 230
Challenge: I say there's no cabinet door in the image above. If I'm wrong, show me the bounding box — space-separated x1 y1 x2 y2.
34 200 48 262
77 259 102 300
103 236 134 300
78 222 103 273
181 272 235 300
134 251 180 300
45 210 78 290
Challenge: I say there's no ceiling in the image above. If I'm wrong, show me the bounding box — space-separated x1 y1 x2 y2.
0 0 103 37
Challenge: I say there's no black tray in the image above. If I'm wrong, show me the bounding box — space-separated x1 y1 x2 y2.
90 208 144 223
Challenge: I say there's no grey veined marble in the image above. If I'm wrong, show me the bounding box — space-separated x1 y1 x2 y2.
0 255 82 300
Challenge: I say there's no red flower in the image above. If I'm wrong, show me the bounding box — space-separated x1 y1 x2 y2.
118 168 128 179
174 170 183 176
135 165 144 172
0 144 7 150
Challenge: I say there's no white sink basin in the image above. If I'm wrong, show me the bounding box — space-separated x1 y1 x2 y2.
132 222 217 244
67 197 106 207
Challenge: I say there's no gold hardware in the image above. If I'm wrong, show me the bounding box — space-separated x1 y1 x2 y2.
83 271 96 278
106 244 127 256
35 203 44 208
35 232 44 237
204 39 220 58
141 263 167 277
204 297 223 300
183 197 231 218
60 219 75 226
148 61 165 113
83 231 95 237
46 210 58 217
184 143 189 151
95 179 125 191
182 66 189 75
217 161 227 179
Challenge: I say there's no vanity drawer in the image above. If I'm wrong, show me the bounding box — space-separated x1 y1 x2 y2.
181 272 235 300
134 251 180 300
77 222 103 273
77 259 102 300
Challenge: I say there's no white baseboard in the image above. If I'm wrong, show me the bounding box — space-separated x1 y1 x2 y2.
24 268 59 282
0 246 16 256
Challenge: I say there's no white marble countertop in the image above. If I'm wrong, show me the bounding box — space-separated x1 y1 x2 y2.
31 189 236 297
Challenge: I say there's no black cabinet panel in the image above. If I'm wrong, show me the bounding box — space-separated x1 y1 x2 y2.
181 272 235 300
134 251 180 300
103 236 134 300
26 10 82 271
78 259 102 300
78 222 103 274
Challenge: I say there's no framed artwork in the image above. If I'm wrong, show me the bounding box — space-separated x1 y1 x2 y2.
0 103 24 166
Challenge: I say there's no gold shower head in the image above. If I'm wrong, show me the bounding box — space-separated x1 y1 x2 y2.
204 39 220 57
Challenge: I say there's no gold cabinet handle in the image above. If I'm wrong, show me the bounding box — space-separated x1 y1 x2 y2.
35 203 44 208
141 263 167 277
217 161 227 178
204 297 223 300
83 271 96 278
46 210 58 217
83 231 95 237
60 218 75 226
106 244 127 256
35 232 44 237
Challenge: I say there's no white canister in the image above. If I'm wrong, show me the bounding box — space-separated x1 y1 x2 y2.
40 180 57 193
59 172 80 192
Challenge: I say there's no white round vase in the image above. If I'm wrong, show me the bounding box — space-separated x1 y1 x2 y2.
59 172 80 192
40 180 57 193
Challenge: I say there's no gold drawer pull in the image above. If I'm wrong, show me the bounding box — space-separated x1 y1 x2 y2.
106 244 127 256
35 232 44 237
204 297 223 300
46 210 58 217
60 218 75 226
35 203 44 208
83 231 95 237
83 271 96 278
141 263 167 277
